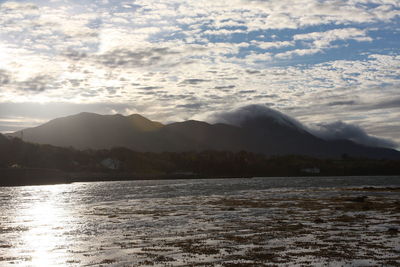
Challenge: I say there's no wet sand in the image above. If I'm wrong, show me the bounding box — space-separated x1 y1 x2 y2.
0 180 399 266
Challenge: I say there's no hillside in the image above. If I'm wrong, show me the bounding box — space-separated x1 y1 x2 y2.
8 109 400 159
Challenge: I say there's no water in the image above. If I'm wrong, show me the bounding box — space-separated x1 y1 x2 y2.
0 176 399 266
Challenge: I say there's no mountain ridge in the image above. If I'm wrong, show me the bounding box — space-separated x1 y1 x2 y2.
8 110 400 159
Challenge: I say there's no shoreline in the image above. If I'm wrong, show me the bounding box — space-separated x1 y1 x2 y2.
1 168 399 187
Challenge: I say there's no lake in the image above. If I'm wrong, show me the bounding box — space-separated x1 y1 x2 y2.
0 176 399 266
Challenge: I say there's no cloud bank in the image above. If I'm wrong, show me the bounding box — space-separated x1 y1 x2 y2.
210 105 398 149
309 121 398 149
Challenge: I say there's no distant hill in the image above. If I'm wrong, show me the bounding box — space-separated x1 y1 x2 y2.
9 112 163 151
8 110 400 159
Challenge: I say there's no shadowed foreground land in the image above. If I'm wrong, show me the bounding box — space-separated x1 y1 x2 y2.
0 180 399 266
1 135 400 186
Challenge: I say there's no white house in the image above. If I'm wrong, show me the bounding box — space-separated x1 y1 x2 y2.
101 158 121 170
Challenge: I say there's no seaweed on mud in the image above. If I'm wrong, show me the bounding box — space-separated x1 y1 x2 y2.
344 187 400 192
384 260 400 266
154 255 176 262
293 241 329 250
286 245 356 260
166 239 220 255
222 263 260 267
0 256 32 262
271 222 304 232
1 183 399 266
223 234 249 244
292 199 326 210
330 196 399 213
0 226 29 233
208 198 271 209
387 228 398 235
313 218 325 223
241 247 283 263
332 214 358 223
66 259 81 264
114 241 137 249
137 259 155 265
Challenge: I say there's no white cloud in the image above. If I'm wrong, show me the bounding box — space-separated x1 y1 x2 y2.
275 48 322 59
239 0 400 28
274 28 373 58
252 41 294 50
0 0 399 143
294 28 372 49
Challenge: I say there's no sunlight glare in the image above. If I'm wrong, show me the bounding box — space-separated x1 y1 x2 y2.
18 185 71 266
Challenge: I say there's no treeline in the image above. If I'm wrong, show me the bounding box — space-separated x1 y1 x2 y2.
1 135 400 181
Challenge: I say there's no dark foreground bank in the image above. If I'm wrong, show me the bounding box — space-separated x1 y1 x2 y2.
1 167 400 187
1 136 400 186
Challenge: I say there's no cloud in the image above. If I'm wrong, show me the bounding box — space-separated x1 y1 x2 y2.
181 79 209 85
176 103 203 109
310 121 398 149
203 28 246 35
239 0 400 29
252 40 294 50
0 102 139 120
355 97 400 111
293 28 372 49
214 85 235 90
245 70 261 74
18 75 54 92
0 70 11 85
258 94 278 98
328 100 356 106
62 50 88 61
209 104 305 129
275 28 373 58
138 86 163 90
96 47 180 68
1 2 38 11
239 90 256 94
293 28 372 47
275 48 321 58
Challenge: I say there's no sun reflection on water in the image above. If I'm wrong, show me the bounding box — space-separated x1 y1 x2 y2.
16 184 73 266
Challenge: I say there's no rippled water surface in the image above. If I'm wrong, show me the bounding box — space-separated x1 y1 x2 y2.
0 176 399 266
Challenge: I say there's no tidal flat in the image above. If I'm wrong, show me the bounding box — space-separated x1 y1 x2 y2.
0 177 399 266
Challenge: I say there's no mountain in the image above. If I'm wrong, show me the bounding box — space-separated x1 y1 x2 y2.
9 112 163 150
8 110 400 159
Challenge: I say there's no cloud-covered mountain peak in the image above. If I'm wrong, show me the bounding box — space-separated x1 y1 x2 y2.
208 104 398 149
210 104 306 130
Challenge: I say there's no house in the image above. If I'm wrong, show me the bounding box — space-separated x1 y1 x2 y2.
301 167 320 174
101 158 120 170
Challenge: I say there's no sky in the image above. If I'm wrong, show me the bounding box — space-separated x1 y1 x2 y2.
0 0 399 146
